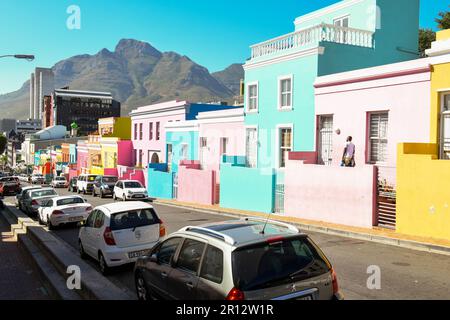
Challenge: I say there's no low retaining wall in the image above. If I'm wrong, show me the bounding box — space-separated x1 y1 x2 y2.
285 160 377 228
148 164 173 199
177 166 217 205
220 164 275 213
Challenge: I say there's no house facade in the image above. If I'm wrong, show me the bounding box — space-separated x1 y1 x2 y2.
221 0 420 213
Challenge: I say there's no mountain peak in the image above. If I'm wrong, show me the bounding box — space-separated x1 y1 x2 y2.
115 39 162 59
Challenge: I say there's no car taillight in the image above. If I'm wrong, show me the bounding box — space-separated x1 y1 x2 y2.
226 288 245 301
331 268 339 295
31 200 39 206
159 220 166 237
85 206 93 212
103 227 116 246
52 210 64 215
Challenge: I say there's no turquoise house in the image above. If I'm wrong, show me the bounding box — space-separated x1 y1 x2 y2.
148 121 199 199
221 0 420 213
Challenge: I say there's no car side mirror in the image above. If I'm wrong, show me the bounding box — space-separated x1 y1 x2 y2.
149 254 159 264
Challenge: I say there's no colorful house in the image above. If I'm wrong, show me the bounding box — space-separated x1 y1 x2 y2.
76 140 89 175
220 0 420 213
131 100 239 186
98 117 132 140
397 30 450 242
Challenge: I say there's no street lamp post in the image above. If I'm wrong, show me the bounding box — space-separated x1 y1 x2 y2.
0 54 35 61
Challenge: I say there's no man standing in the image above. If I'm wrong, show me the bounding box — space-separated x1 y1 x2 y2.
342 136 356 167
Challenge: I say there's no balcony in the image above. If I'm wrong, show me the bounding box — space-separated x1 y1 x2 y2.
250 23 374 61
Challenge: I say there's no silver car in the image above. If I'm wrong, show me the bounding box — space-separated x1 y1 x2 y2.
134 217 344 301
21 187 58 216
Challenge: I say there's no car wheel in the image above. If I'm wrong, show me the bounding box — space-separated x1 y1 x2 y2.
135 272 152 301
79 241 87 260
38 214 44 225
122 195 127 202
113 193 117 201
77 188 81 194
99 253 109 275
100 190 105 199
92 189 96 197
47 217 55 230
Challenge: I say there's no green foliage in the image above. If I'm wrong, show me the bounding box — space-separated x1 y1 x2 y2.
419 29 436 56
436 6 450 30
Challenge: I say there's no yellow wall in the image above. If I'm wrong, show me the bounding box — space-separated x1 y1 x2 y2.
113 117 132 140
436 29 450 41
101 144 118 169
91 166 104 175
397 143 450 241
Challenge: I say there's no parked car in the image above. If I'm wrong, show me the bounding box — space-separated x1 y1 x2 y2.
16 185 42 209
68 177 78 192
113 180 148 201
21 187 58 216
31 174 45 185
134 217 343 301
78 202 165 275
77 174 98 194
51 176 68 188
38 195 93 230
0 177 21 196
18 174 30 183
93 175 119 198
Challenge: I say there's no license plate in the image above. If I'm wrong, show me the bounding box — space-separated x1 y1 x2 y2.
298 295 313 300
69 216 83 222
128 250 150 259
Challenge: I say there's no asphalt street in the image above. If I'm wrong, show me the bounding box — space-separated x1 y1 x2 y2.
5 184 450 300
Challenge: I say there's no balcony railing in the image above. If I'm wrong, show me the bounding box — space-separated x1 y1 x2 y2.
250 23 374 60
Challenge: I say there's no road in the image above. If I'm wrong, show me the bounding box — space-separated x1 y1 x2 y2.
5 184 450 300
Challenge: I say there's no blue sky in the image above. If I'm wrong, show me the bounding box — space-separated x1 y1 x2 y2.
0 0 448 94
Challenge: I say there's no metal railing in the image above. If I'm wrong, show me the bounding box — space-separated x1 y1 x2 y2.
250 23 374 59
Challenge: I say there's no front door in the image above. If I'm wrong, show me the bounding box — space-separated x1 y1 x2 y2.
318 116 333 166
246 128 258 168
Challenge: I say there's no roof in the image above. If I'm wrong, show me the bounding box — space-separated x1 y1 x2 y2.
97 202 154 215
54 89 113 99
178 217 302 247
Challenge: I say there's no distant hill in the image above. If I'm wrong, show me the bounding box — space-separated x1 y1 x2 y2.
0 39 245 119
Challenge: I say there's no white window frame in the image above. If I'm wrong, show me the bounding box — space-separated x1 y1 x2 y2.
275 124 294 170
220 137 229 156
333 15 350 44
278 75 293 111
368 112 389 165
245 125 258 168
180 143 189 160
246 82 259 114
440 92 450 159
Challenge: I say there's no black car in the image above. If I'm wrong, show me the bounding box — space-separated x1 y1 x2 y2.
68 177 78 192
93 175 119 198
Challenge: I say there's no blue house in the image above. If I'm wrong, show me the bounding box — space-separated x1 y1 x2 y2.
220 0 420 213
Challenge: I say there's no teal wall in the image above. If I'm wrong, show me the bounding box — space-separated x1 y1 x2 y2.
166 130 199 173
147 165 174 200
220 164 276 213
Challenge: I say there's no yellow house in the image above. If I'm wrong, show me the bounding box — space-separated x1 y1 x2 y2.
397 29 450 242
98 117 132 140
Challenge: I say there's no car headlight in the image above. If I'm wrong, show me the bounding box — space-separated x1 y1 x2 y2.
128 190 133 194
104 185 109 189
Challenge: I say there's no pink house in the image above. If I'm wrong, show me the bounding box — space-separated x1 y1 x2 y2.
284 57 432 230
130 100 240 186
175 108 246 205
76 140 89 175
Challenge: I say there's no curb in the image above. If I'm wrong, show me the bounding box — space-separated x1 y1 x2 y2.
3 203 136 300
154 200 450 257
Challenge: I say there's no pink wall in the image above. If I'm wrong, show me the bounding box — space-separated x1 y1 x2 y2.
177 165 217 205
198 117 245 181
104 168 119 176
77 147 89 173
289 152 318 164
117 141 134 167
285 160 377 228
315 62 431 173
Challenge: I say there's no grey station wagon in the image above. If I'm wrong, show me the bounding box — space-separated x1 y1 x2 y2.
134 217 344 301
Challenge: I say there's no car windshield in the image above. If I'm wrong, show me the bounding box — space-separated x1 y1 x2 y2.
55 177 66 181
232 236 330 291
88 176 97 182
30 190 57 198
56 197 84 206
1 177 16 182
110 208 159 231
124 181 142 188
103 176 118 183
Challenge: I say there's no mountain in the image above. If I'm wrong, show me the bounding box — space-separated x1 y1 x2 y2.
212 63 244 95
0 39 244 119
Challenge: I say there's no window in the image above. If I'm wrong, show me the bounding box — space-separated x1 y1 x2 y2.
246 128 258 168
278 76 293 110
139 123 143 140
440 93 450 159
177 239 206 274
180 144 188 160
247 83 258 112
220 138 228 156
156 122 161 141
149 122 153 140
134 124 138 140
200 137 207 148
138 149 143 166
334 16 349 43
156 237 182 265
110 208 158 231
369 113 389 163
200 245 224 284
94 211 105 229
278 126 293 168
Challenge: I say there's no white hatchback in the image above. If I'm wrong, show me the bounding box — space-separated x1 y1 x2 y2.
78 202 165 275
38 195 93 229
113 180 148 201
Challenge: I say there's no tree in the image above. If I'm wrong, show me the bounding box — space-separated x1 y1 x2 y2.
436 6 450 30
419 28 436 56
0 135 7 155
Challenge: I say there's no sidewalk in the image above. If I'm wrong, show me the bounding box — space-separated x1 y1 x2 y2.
154 199 450 256
0 211 50 300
